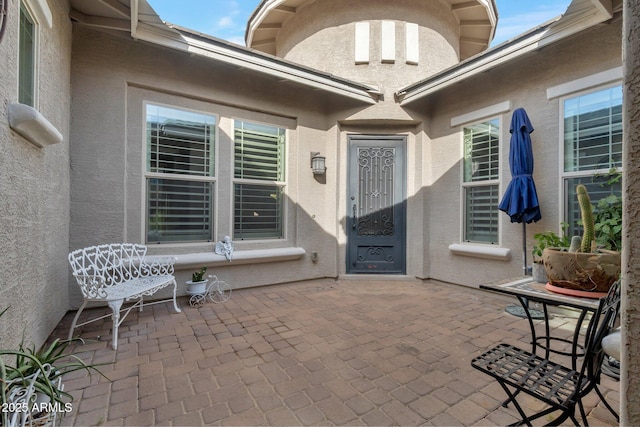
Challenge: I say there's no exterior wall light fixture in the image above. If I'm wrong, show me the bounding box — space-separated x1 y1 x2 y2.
310 152 326 175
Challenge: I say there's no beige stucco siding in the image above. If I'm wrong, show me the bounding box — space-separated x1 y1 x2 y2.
0 0 72 350
412 23 622 286
277 0 460 95
69 27 373 306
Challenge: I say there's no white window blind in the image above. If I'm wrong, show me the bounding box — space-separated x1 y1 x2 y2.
564 86 623 172
463 119 500 244
562 85 623 238
234 120 285 240
145 104 216 243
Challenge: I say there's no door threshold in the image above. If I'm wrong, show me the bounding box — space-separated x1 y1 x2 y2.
339 274 418 282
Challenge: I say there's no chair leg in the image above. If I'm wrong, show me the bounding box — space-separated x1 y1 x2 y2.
68 300 88 340
107 299 124 350
171 279 181 313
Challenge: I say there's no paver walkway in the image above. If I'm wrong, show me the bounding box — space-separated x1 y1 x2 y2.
52 278 619 426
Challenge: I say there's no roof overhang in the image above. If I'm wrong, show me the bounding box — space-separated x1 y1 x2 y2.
69 0 380 105
395 0 616 106
246 0 497 60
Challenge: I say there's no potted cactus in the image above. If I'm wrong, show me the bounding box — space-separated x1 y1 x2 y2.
542 184 621 295
186 266 208 295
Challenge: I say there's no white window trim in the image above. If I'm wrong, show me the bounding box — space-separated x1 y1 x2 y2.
231 118 289 243
455 113 505 250
18 0 41 108
141 101 219 245
22 0 52 28
450 101 511 128
557 82 623 231
547 67 622 100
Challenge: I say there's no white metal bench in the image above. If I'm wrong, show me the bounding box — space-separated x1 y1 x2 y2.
68 243 181 350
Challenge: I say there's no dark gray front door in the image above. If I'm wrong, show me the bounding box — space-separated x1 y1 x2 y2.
347 136 406 274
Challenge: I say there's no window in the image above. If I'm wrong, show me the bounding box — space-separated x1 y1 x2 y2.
145 104 216 243
18 1 36 106
233 120 286 240
463 119 500 244
562 85 623 237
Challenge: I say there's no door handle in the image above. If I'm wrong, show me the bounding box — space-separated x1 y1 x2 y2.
352 204 357 229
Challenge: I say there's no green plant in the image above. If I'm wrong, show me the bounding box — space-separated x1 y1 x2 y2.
1 308 110 424
532 223 570 262
192 266 207 282
576 184 595 252
594 194 622 250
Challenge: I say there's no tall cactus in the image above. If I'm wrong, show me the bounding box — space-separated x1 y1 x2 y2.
576 184 595 252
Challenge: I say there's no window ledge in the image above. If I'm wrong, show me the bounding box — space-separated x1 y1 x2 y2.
448 243 511 260
8 103 63 148
173 247 306 269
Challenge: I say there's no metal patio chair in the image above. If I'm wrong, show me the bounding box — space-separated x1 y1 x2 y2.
471 280 621 426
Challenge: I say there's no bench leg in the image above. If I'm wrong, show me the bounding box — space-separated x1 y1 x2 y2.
68 300 88 340
108 299 124 350
171 279 181 313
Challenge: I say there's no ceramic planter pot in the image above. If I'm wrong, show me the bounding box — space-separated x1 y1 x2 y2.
542 248 620 293
532 262 548 284
186 279 208 295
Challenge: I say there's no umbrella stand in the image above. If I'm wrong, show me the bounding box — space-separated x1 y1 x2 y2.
505 222 544 319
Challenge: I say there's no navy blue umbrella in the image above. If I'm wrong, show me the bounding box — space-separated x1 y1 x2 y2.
499 108 541 276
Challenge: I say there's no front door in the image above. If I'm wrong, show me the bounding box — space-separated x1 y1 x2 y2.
347 136 406 273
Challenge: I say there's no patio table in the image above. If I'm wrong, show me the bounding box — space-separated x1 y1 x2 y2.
480 277 600 370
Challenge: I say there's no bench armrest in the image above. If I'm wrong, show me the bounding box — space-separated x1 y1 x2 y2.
141 256 176 276
72 274 109 299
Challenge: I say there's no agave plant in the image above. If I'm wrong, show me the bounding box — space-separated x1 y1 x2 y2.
1 308 110 426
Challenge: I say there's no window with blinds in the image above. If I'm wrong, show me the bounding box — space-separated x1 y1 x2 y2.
463 119 500 244
145 104 216 243
564 86 622 172
562 85 623 237
234 120 286 240
19 2 36 107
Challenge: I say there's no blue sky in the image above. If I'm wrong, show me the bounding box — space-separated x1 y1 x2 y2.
147 0 571 47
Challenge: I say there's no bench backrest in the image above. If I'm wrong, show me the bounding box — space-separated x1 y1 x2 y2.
68 243 148 287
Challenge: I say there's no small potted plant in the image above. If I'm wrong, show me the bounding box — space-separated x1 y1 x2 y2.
186 266 208 295
542 184 621 295
531 224 570 283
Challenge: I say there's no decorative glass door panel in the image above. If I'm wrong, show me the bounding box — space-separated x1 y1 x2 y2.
347 136 406 273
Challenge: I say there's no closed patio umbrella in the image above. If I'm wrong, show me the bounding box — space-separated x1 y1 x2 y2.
499 108 542 318
499 108 541 273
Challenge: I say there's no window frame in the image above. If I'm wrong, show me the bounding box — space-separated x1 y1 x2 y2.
461 117 502 245
142 102 218 245
232 118 287 242
18 0 39 108
559 83 623 237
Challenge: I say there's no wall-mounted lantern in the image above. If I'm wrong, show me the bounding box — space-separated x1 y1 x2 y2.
310 152 326 175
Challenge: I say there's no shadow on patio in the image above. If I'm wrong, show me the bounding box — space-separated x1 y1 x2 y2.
51 279 619 426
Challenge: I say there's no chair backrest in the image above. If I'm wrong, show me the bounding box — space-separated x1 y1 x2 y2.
68 243 148 287
578 280 621 390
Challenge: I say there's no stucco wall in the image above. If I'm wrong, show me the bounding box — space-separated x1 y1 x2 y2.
69 27 370 307
622 0 640 422
277 0 459 97
414 22 622 286
0 0 72 350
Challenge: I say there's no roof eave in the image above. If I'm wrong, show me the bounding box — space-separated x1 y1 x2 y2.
396 0 614 106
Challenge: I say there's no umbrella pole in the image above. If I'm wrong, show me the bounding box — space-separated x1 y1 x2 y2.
523 222 530 276
505 222 543 319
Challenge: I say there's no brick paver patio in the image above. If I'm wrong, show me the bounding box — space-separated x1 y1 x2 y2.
51 278 619 426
